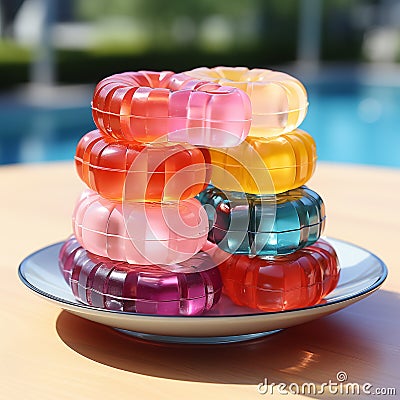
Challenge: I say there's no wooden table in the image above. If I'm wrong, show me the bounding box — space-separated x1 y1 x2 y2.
1 162 399 399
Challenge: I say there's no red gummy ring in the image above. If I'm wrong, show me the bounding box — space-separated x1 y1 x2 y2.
219 239 340 312
75 129 211 202
92 70 251 146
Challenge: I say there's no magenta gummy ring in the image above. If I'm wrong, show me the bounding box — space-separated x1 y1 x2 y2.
59 237 222 316
92 70 251 147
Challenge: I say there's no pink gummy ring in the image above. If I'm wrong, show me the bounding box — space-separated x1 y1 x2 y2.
92 70 251 147
72 190 209 265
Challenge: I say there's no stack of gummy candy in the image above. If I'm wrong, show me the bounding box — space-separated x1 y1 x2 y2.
59 67 340 316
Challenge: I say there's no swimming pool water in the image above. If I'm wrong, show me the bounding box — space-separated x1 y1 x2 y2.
301 83 400 167
0 82 399 167
0 104 94 165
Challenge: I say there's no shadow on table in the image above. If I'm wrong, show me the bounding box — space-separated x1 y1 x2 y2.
56 289 399 386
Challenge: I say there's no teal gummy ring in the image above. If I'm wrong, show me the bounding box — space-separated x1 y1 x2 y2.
197 185 326 256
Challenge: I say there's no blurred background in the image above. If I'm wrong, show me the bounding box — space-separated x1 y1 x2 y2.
0 0 399 166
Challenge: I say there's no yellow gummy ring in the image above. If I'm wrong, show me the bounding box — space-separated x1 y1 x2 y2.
209 129 316 194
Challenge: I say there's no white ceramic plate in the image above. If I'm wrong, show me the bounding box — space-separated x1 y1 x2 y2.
19 238 387 344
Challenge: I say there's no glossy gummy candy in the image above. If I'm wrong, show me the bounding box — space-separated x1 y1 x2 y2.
59 237 222 315
75 129 211 202
218 239 340 312
197 185 325 256
209 129 316 194
72 190 208 265
182 66 308 136
92 70 251 147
